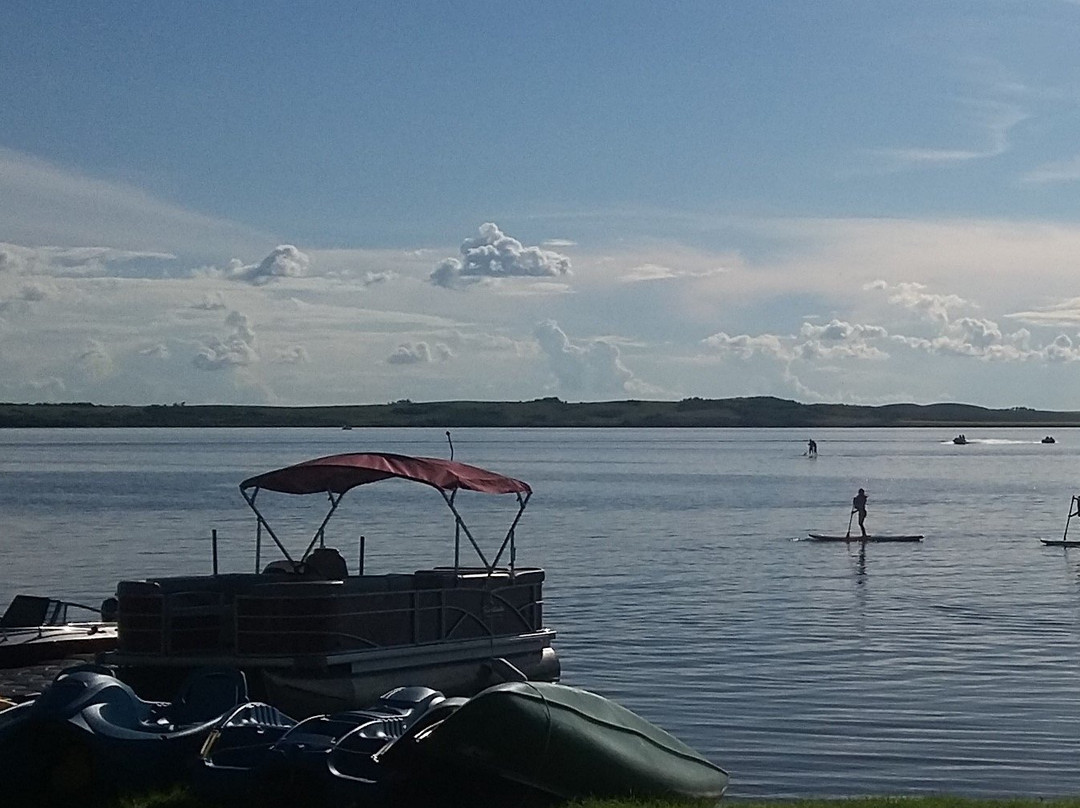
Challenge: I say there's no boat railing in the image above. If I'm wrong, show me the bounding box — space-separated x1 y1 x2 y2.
115 570 545 657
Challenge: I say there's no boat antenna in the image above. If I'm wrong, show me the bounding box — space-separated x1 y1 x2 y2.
446 430 454 460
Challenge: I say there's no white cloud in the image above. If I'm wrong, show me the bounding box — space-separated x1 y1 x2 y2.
533 319 636 396
193 310 259 370
386 341 453 365
701 331 792 361
431 223 572 288
273 345 310 364
139 343 170 359
75 339 115 381
866 280 970 325
0 242 175 279
192 292 227 310
796 319 889 360
619 263 730 284
224 244 310 285
870 99 1027 170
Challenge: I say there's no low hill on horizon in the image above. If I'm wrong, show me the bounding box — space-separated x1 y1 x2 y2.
0 397 1077 429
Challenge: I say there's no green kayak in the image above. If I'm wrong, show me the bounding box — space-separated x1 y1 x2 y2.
395 680 729 804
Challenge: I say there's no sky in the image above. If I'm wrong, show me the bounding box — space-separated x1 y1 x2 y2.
5 1 1080 408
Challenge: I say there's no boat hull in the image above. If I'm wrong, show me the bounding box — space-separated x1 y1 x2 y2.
386 681 729 804
107 631 558 718
0 624 117 669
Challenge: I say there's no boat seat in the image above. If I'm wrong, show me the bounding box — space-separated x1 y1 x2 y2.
305 547 349 580
167 667 248 725
0 594 63 627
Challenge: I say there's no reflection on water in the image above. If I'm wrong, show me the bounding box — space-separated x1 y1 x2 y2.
4 426 1080 797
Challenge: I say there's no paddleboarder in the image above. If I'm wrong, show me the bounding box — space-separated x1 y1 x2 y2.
852 488 868 538
807 439 817 457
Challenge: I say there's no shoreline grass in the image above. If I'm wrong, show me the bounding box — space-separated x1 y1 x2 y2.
103 790 1080 808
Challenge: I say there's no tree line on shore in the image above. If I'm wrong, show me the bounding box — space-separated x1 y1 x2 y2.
1 397 1077 429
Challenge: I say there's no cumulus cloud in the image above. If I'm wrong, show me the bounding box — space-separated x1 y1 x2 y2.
701 332 793 361
533 320 635 395
193 310 259 370
192 292 227 310
386 341 453 365
796 319 889 360
139 343 170 359
225 245 309 285
891 316 1049 361
430 223 572 288
273 345 310 364
75 339 115 381
0 282 52 314
704 319 891 363
361 271 393 286
867 280 969 325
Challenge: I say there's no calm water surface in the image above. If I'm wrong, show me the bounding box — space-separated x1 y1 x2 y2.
3 426 1080 798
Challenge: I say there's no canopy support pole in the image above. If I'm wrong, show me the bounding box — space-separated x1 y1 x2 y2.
440 489 492 572
241 486 300 571
299 492 346 562
487 491 530 577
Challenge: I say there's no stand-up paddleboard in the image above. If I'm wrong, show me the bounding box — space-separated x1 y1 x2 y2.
807 533 923 542
1041 495 1080 547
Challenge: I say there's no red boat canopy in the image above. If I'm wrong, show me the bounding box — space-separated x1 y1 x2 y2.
239 452 532 496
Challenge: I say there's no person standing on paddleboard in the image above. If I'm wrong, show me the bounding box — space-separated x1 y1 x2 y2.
852 488 868 537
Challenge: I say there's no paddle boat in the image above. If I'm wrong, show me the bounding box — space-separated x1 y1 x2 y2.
101 452 559 717
952 434 968 445
0 594 117 670
196 684 455 804
1042 435 1056 444
0 664 247 803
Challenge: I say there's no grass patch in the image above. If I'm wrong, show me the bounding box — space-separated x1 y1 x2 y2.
107 792 1080 808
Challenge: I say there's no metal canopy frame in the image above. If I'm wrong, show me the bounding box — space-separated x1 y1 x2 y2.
240 482 530 577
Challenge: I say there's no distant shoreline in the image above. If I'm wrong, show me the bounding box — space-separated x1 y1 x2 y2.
1 397 1077 429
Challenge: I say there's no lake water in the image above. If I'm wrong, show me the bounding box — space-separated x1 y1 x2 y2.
3 426 1080 798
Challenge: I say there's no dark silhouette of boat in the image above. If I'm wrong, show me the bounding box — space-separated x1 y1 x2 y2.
952 434 968 444
0 595 117 669
102 452 559 717
0 665 246 803
196 679 729 807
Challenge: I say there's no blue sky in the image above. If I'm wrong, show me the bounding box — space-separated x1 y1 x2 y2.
5 1 1080 407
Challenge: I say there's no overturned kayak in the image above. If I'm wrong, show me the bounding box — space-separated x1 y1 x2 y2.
807 533 924 542
383 680 729 804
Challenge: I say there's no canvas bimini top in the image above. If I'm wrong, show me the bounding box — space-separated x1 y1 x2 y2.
239 452 532 496
238 452 532 576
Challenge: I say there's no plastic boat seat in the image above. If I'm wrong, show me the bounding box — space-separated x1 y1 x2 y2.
167 668 248 725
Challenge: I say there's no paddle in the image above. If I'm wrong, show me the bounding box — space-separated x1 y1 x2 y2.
845 508 855 539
